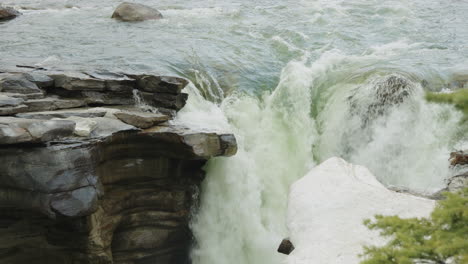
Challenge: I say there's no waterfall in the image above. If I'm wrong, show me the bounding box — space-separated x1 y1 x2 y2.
176 48 465 264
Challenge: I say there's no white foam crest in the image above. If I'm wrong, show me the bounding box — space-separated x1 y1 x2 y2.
316 73 463 192
190 57 321 264
162 7 240 18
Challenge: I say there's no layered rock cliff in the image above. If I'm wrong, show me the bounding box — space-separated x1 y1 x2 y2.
0 67 237 264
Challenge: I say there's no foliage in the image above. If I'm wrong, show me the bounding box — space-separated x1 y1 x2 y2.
360 188 468 264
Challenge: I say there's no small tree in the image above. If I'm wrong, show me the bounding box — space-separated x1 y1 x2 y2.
360 188 468 264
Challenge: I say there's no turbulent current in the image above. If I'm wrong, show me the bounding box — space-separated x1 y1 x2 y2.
1 0 467 263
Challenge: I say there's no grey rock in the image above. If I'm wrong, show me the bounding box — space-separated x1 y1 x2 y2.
85 70 136 92
0 6 21 21
23 72 54 88
277 239 295 255
114 110 170 128
17 108 108 120
50 73 106 91
51 187 99 217
142 125 238 159
0 124 32 144
134 74 188 94
0 104 28 115
24 98 57 112
111 2 163 22
447 172 468 193
90 117 138 138
83 91 134 105
0 117 75 144
23 97 85 112
0 94 24 107
0 144 96 193
153 92 188 110
2 92 45 100
0 73 42 94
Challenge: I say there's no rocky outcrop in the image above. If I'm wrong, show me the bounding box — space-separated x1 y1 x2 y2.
0 67 237 264
111 2 163 22
0 6 21 21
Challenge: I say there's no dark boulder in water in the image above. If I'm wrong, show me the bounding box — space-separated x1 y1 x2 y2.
111 2 163 22
450 151 468 166
0 6 21 21
277 238 295 255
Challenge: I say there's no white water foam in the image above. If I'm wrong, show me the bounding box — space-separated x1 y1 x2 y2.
187 45 465 264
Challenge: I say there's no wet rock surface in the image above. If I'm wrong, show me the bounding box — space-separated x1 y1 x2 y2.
0 6 21 21
0 67 237 264
111 2 163 22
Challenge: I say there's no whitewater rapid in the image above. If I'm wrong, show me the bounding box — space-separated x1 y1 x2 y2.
177 44 465 264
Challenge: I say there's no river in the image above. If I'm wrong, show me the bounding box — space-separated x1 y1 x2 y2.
1 0 467 263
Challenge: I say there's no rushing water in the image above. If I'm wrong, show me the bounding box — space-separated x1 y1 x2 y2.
1 0 467 263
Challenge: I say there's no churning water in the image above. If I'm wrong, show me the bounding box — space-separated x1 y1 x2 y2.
1 0 467 263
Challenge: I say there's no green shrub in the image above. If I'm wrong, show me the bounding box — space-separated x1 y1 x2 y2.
426 89 468 117
360 188 468 264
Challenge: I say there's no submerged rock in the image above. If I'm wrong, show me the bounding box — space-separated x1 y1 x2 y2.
286 157 435 264
0 6 21 21
111 2 163 22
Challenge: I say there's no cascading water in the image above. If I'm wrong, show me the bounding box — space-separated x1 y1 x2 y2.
177 47 466 264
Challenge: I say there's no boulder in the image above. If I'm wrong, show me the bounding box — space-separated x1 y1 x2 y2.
450 151 468 166
277 239 295 255
114 110 170 128
0 6 21 21
286 157 435 264
111 2 163 22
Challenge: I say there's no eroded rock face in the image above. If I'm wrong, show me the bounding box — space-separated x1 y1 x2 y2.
0 67 237 264
111 2 163 22
0 6 21 21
